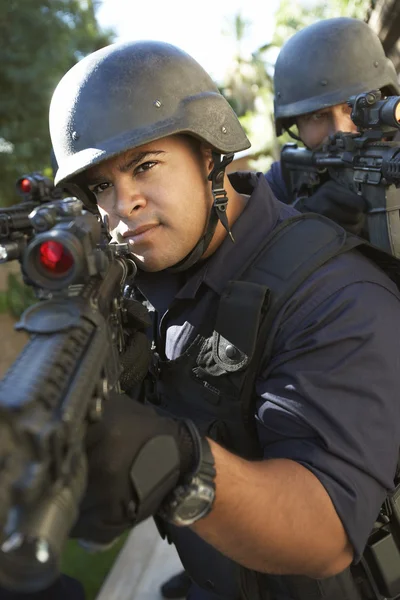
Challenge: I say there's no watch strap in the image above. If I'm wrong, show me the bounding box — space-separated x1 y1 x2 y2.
157 421 216 525
183 419 216 485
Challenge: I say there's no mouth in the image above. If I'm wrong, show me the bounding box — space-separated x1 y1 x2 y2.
122 223 160 243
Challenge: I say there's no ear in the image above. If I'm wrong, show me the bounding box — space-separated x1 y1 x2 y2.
200 144 214 171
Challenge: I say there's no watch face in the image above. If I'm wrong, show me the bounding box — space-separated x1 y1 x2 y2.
169 480 215 526
176 495 210 522
159 444 216 527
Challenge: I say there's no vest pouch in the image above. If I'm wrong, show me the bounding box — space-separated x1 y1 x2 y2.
362 527 400 598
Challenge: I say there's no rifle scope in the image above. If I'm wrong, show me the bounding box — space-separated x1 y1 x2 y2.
348 90 400 131
22 198 105 291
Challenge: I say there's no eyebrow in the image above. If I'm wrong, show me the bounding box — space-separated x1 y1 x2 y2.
86 150 166 185
118 150 165 172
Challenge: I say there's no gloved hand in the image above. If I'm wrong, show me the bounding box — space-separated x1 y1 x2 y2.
295 179 367 235
71 393 197 545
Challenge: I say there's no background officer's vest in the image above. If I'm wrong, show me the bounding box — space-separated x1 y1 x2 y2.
147 214 400 600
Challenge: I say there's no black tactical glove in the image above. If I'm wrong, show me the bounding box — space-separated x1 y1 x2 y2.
295 179 367 235
71 394 197 545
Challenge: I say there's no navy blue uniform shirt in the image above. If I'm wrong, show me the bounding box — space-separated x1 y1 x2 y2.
137 171 400 562
265 160 291 204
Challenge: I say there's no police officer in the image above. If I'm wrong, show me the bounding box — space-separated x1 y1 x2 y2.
266 17 400 235
48 40 400 600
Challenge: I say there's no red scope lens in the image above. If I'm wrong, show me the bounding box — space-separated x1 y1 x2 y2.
38 241 74 275
19 178 32 193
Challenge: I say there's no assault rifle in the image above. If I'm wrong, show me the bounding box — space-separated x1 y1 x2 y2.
281 90 400 258
0 194 144 592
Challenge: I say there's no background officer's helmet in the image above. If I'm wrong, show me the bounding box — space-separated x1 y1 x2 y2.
274 17 400 136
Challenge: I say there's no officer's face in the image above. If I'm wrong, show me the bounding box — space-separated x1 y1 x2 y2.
84 135 213 272
296 102 358 149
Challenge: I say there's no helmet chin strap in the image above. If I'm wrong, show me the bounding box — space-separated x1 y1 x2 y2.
167 152 235 273
285 126 302 142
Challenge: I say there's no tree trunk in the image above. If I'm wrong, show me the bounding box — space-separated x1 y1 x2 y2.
368 0 400 72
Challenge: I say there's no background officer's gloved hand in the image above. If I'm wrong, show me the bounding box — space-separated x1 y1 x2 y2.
295 179 367 235
71 393 198 545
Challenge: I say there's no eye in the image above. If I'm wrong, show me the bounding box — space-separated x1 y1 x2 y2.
298 112 324 125
90 181 112 195
310 112 327 122
135 160 157 174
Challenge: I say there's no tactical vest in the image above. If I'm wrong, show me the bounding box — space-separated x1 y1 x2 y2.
146 214 400 600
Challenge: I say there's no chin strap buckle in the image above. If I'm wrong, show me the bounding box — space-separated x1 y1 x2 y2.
208 152 235 243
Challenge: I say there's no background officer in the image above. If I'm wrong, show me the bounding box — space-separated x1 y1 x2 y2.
266 17 400 235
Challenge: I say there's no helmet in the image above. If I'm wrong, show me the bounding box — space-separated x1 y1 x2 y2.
50 40 250 186
50 147 58 180
274 17 400 136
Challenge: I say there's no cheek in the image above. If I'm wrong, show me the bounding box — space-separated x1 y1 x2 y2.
299 124 328 149
96 190 115 214
162 174 210 227
185 187 210 228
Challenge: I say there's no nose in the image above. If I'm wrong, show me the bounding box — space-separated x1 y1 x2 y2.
331 107 356 135
114 178 146 219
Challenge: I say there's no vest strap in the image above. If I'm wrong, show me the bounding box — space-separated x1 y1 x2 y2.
213 281 270 372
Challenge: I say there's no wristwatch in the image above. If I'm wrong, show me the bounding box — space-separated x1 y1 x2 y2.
158 425 216 527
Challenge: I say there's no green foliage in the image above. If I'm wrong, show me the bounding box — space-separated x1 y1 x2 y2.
61 533 130 600
0 0 115 207
221 13 274 118
6 272 36 318
274 0 372 44
0 291 8 314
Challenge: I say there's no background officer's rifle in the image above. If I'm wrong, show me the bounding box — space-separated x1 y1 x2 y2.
0 193 142 593
281 90 400 257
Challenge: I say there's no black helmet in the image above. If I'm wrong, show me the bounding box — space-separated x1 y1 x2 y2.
50 40 250 186
274 17 400 136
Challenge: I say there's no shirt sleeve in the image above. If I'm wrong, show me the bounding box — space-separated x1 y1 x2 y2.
265 161 292 205
255 266 400 561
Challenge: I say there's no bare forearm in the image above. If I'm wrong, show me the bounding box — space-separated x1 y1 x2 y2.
191 440 353 578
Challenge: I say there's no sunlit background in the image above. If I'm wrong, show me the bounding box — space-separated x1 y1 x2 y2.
1 0 398 207
96 0 282 82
